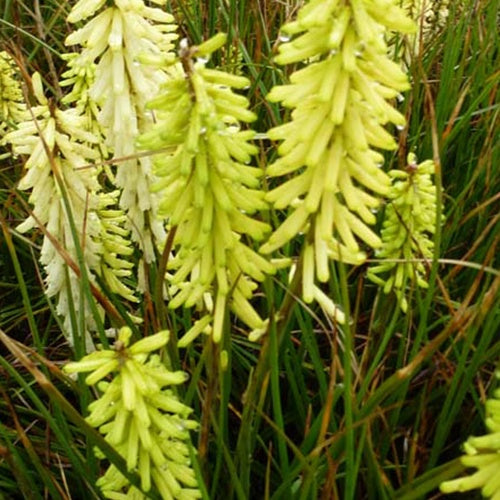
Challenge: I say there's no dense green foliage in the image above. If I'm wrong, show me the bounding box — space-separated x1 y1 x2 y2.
0 0 498 499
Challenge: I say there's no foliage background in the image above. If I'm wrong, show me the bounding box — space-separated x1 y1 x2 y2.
0 0 498 499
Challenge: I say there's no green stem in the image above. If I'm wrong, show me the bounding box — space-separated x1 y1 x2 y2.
338 261 356 500
235 255 303 495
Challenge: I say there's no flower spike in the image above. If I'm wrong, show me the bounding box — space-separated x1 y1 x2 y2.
4 72 104 346
0 51 28 142
261 0 416 312
64 327 200 498
367 153 441 312
65 0 179 263
137 35 275 344
441 369 500 498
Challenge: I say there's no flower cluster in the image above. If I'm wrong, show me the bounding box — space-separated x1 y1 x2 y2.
367 154 438 312
4 73 136 344
98 190 137 303
260 0 415 309
440 369 500 498
137 34 275 344
403 0 450 42
65 0 179 263
0 51 27 141
4 73 102 345
64 327 200 499
59 52 108 158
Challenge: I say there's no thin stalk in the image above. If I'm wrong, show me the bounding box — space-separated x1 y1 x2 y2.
269 314 290 485
235 256 303 495
357 302 401 401
0 212 43 355
337 261 356 500
210 339 231 497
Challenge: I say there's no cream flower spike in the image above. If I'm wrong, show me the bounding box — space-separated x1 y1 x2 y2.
64 327 201 498
59 53 108 158
441 369 500 498
65 0 178 264
367 153 440 312
59 52 138 306
403 0 450 52
0 51 28 142
260 0 416 308
4 72 103 346
137 34 275 345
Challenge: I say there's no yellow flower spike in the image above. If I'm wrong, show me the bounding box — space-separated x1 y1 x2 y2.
367 153 441 311
262 0 415 313
137 34 274 345
63 327 200 498
0 52 27 140
441 370 500 498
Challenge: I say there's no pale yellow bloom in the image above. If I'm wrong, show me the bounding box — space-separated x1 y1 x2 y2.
137 34 275 344
64 327 201 498
65 0 178 263
367 154 440 312
261 0 415 309
5 73 102 346
0 51 27 141
441 370 500 498
5 71 138 344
